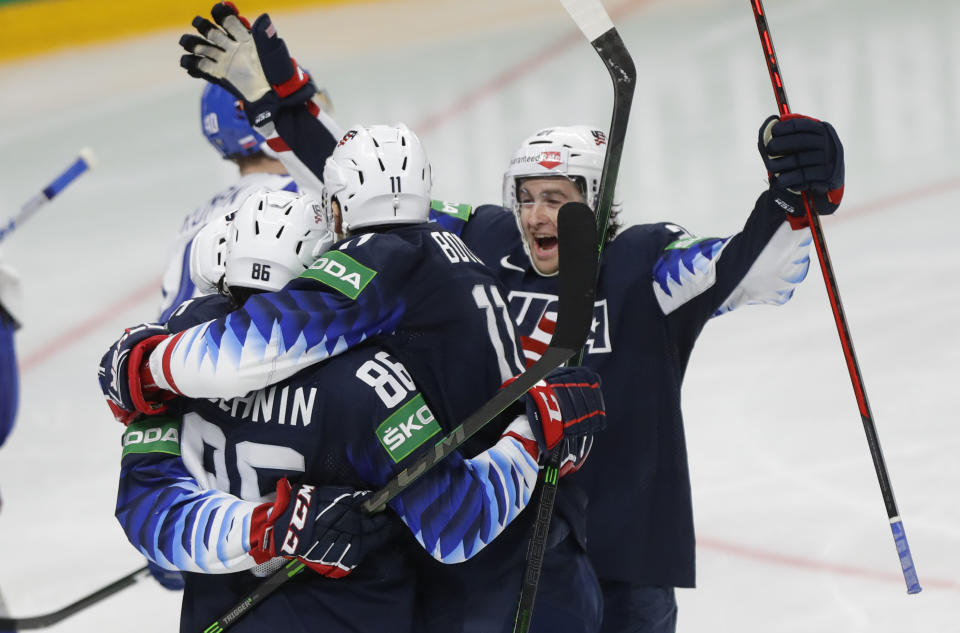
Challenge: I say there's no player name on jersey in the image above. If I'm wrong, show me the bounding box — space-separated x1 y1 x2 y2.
209 385 317 427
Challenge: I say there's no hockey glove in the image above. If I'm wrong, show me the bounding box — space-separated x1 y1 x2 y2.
250 479 395 579
97 323 173 425
758 113 845 222
179 4 315 128
513 366 606 477
146 559 185 591
179 2 268 102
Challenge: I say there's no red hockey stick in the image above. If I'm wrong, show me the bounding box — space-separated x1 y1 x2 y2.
750 0 920 595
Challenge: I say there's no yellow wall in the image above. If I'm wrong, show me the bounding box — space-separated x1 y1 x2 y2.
0 0 374 62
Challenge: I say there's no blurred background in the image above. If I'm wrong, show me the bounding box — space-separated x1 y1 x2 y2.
0 0 957 630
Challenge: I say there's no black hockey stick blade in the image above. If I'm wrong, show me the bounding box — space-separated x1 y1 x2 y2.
0 565 150 630
204 202 598 632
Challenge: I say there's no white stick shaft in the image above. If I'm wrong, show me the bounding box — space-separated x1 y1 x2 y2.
559 0 614 41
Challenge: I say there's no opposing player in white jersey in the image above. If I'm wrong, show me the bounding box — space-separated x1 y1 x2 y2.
156 83 340 321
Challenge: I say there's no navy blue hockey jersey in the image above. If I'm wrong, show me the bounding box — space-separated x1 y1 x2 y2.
117 294 541 632
435 195 813 587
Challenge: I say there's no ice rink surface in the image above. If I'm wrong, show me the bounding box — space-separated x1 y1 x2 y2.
0 0 958 630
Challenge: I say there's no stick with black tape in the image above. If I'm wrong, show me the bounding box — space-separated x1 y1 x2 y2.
512 1 635 631
749 0 920 595
204 201 598 633
0 148 96 243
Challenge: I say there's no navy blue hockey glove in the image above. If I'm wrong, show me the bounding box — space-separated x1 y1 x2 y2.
758 113 845 221
179 3 315 128
250 479 396 579
97 323 173 425
146 560 185 591
516 366 606 477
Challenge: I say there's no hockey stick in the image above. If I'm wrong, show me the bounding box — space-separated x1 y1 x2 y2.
512 2 636 631
0 148 97 243
0 565 150 630
204 202 599 633
750 0 921 595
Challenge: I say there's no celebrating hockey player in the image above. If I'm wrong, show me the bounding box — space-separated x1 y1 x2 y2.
431 119 843 633
148 81 326 590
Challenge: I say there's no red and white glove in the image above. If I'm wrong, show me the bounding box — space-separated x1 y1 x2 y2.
250 478 396 579
507 366 606 477
97 323 173 425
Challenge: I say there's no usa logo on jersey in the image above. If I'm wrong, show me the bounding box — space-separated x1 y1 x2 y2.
507 290 612 365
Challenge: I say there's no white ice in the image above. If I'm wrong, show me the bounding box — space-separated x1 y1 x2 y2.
0 0 957 631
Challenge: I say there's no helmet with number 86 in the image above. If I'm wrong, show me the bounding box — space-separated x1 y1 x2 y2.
322 124 432 232
225 188 336 293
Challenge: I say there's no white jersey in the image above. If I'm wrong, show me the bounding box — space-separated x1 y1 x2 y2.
157 172 297 321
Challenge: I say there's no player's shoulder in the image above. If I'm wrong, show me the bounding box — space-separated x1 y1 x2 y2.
236 171 297 192
207 173 296 208
471 204 516 229
428 199 474 232
428 200 515 236
295 227 434 300
166 294 235 332
607 221 693 253
459 204 522 253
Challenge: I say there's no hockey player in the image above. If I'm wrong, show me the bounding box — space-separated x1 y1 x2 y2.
157 82 341 321
114 187 604 632
432 121 844 633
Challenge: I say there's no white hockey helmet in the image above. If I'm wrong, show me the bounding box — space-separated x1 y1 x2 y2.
322 124 432 232
224 188 336 293
188 210 233 295
502 125 608 213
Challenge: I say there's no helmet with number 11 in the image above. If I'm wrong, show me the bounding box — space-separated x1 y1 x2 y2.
322 123 432 233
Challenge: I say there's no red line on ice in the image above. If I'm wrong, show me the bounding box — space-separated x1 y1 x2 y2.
20 278 162 372
699 536 960 591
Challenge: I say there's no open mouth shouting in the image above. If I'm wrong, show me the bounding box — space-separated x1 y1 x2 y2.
533 233 558 257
